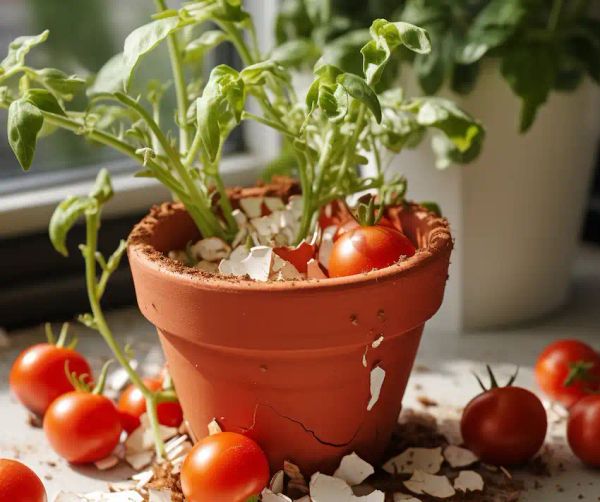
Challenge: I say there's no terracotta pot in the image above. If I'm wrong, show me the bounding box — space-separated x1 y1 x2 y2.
128 202 452 475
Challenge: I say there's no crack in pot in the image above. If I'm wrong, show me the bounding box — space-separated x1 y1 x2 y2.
241 402 366 449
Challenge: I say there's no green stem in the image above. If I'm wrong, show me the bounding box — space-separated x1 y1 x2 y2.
155 0 190 153
84 210 166 457
547 0 565 31
218 21 255 65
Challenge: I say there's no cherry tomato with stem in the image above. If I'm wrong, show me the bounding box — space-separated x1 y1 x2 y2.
181 432 270 502
535 339 600 408
10 323 92 416
333 216 395 241
43 361 122 464
0 459 47 502
461 366 547 466
328 225 415 277
118 376 183 433
567 394 600 467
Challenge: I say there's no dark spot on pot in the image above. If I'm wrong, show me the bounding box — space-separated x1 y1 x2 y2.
350 314 358 326
377 309 386 322
260 364 268 372
152 303 158 311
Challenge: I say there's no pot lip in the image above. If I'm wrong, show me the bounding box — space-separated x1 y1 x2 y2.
128 202 452 293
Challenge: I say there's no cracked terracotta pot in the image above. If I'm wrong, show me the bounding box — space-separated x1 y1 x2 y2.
128 201 452 475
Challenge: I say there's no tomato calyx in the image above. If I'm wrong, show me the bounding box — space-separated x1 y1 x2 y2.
473 365 520 392
353 195 386 227
66 359 112 396
564 360 599 390
45 321 78 349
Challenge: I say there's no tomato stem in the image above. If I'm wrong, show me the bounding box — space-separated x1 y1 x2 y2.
92 360 113 396
564 361 596 388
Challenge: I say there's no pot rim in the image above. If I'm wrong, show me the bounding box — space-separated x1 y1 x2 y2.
128 202 452 294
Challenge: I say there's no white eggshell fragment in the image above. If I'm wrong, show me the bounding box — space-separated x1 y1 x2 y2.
443 445 478 468
208 418 222 435
261 489 292 502
334 452 375 486
403 471 456 499
307 258 327 279
383 447 444 475
454 470 484 492
190 237 231 262
148 490 173 502
240 197 264 218
310 473 354 501
367 366 386 411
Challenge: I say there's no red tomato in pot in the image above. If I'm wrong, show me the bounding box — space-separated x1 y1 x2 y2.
118 377 183 433
328 225 416 278
10 343 92 416
181 432 270 502
567 394 600 467
0 459 46 502
43 391 122 464
535 339 600 408
461 386 547 465
333 217 395 241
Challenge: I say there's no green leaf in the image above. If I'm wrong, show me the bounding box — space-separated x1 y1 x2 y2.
271 39 319 67
123 16 183 89
7 99 44 170
420 201 442 216
183 30 229 63
0 31 49 70
37 69 86 97
361 19 431 85
49 196 94 256
337 73 381 122
24 89 65 116
408 97 485 167
196 96 221 162
501 43 557 132
457 0 527 65
88 53 128 96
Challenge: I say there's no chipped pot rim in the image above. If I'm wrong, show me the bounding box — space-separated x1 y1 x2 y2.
127 202 452 294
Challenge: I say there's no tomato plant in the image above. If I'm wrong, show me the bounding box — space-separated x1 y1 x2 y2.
0 459 46 502
181 432 270 502
567 394 600 467
43 363 122 464
118 377 183 433
9 323 91 416
535 339 600 408
328 225 416 277
461 366 547 466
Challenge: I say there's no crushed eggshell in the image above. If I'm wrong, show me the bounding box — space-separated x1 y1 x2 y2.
168 249 190 265
307 258 327 279
454 470 484 492
219 246 272 281
94 454 119 471
261 489 292 502
318 226 337 269
106 362 138 393
287 195 303 218
403 471 455 499
208 418 222 435
367 366 386 411
125 451 154 471
443 445 478 468
383 447 444 475
190 237 231 262
310 472 354 501
271 254 302 281
393 494 422 502
269 470 285 494
355 491 385 502
132 469 154 490
333 452 374 486
264 197 285 212
240 197 264 218
148 489 173 502
54 491 144 502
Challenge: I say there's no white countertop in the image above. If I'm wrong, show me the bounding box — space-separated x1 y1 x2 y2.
1 246 599 501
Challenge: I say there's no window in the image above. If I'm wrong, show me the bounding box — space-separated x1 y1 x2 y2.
0 1 279 328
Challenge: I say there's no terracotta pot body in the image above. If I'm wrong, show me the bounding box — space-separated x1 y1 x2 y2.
128 203 452 475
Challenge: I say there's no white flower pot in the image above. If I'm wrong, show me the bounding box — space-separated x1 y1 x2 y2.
387 67 600 331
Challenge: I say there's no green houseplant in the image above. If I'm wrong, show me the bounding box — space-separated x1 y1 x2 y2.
1 0 482 474
276 0 600 330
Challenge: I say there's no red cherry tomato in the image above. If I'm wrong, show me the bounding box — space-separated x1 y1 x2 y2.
181 432 270 502
43 391 122 464
461 386 547 465
333 217 395 241
535 339 600 408
10 343 92 416
118 377 183 433
567 394 600 467
328 225 416 278
273 241 315 273
0 459 46 502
